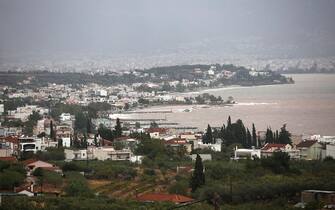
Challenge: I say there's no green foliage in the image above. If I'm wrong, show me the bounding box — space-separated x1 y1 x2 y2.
114 118 122 138
32 167 44 177
0 161 26 190
0 169 25 190
261 151 290 174
168 180 189 195
190 154 205 192
36 148 65 161
143 168 156 176
43 170 63 186
64 172 94 197
98 124 114 141
278 124 292 144
87 102 111 118
62 162 84 172
75 112 88 132
0 196 175 210
202 124 214 144
135 138 166 160
23 111 42 135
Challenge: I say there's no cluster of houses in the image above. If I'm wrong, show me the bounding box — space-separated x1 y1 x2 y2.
234 135 335 161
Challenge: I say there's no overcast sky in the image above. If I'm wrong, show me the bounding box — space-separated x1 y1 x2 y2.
1 0 335 58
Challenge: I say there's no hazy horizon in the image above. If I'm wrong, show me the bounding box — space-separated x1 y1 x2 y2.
1 0 335 62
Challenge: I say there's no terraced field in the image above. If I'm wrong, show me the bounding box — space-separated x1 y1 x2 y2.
87 169 178 199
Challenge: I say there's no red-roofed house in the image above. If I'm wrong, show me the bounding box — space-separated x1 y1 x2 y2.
0 136 19 156
296 140 324 160
145 128 168 139
0 156 17 162
136 193 194 204
15 183 61 197
165 138 192 153
261 143 300 159
23 159 61 175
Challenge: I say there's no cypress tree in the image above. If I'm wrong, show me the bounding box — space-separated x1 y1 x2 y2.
227 116 232 128
252 123 257 147
94 134 99 147
86 118 92 134
266 127 274 143
246 128 252 148
203 124 213 144
50 120 55 140
275 130 279 142
235 119 247 147
114 118 122 138
190 154 205 192
82 134 88 149
278 124 292 144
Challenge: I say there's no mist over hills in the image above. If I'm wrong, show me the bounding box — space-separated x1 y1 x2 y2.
1 0 335 69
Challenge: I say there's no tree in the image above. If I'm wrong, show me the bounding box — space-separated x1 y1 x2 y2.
278 124 292 144
64 172 93 197
261 151 290 174
190 154 205 192
235 119 247 147
265 127 274 143
114 118 122 138
150 121 159 128
94 134 99 147
252 123 257 147
227 116 232 127
75 112 87 132
135 122 141 129
50 120 55 140
81 134 88 149
0 170 25 190
246 128 252 148
98 124 114 141
86 118 92 134
203 124 214 144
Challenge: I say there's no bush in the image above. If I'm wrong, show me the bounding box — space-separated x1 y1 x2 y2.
0 170 25 190
144 169 156 176
168 180 189 196
64 172 94 197
62 162 83 172
36 148 65 161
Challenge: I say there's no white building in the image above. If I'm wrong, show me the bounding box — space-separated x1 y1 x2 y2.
326 144 335 159
64 149 88 161
233 147 261 160
0 104 4 115
64 147 132 161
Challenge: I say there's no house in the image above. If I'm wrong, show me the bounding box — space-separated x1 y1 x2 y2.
113 136 138 149
179 132 197 141
136 193 194 204
0 136 19 156
146 128 168 139
326 144 335 159
15 183 61 197
165 138 192 153
65 147 133 161
295 190 335 208
296 140 324 160
0 156 17 162
196 139 222 152
23 159 61 175
261 143 300 159
64 149 89 161
90 147 132 161
55 124 73 147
